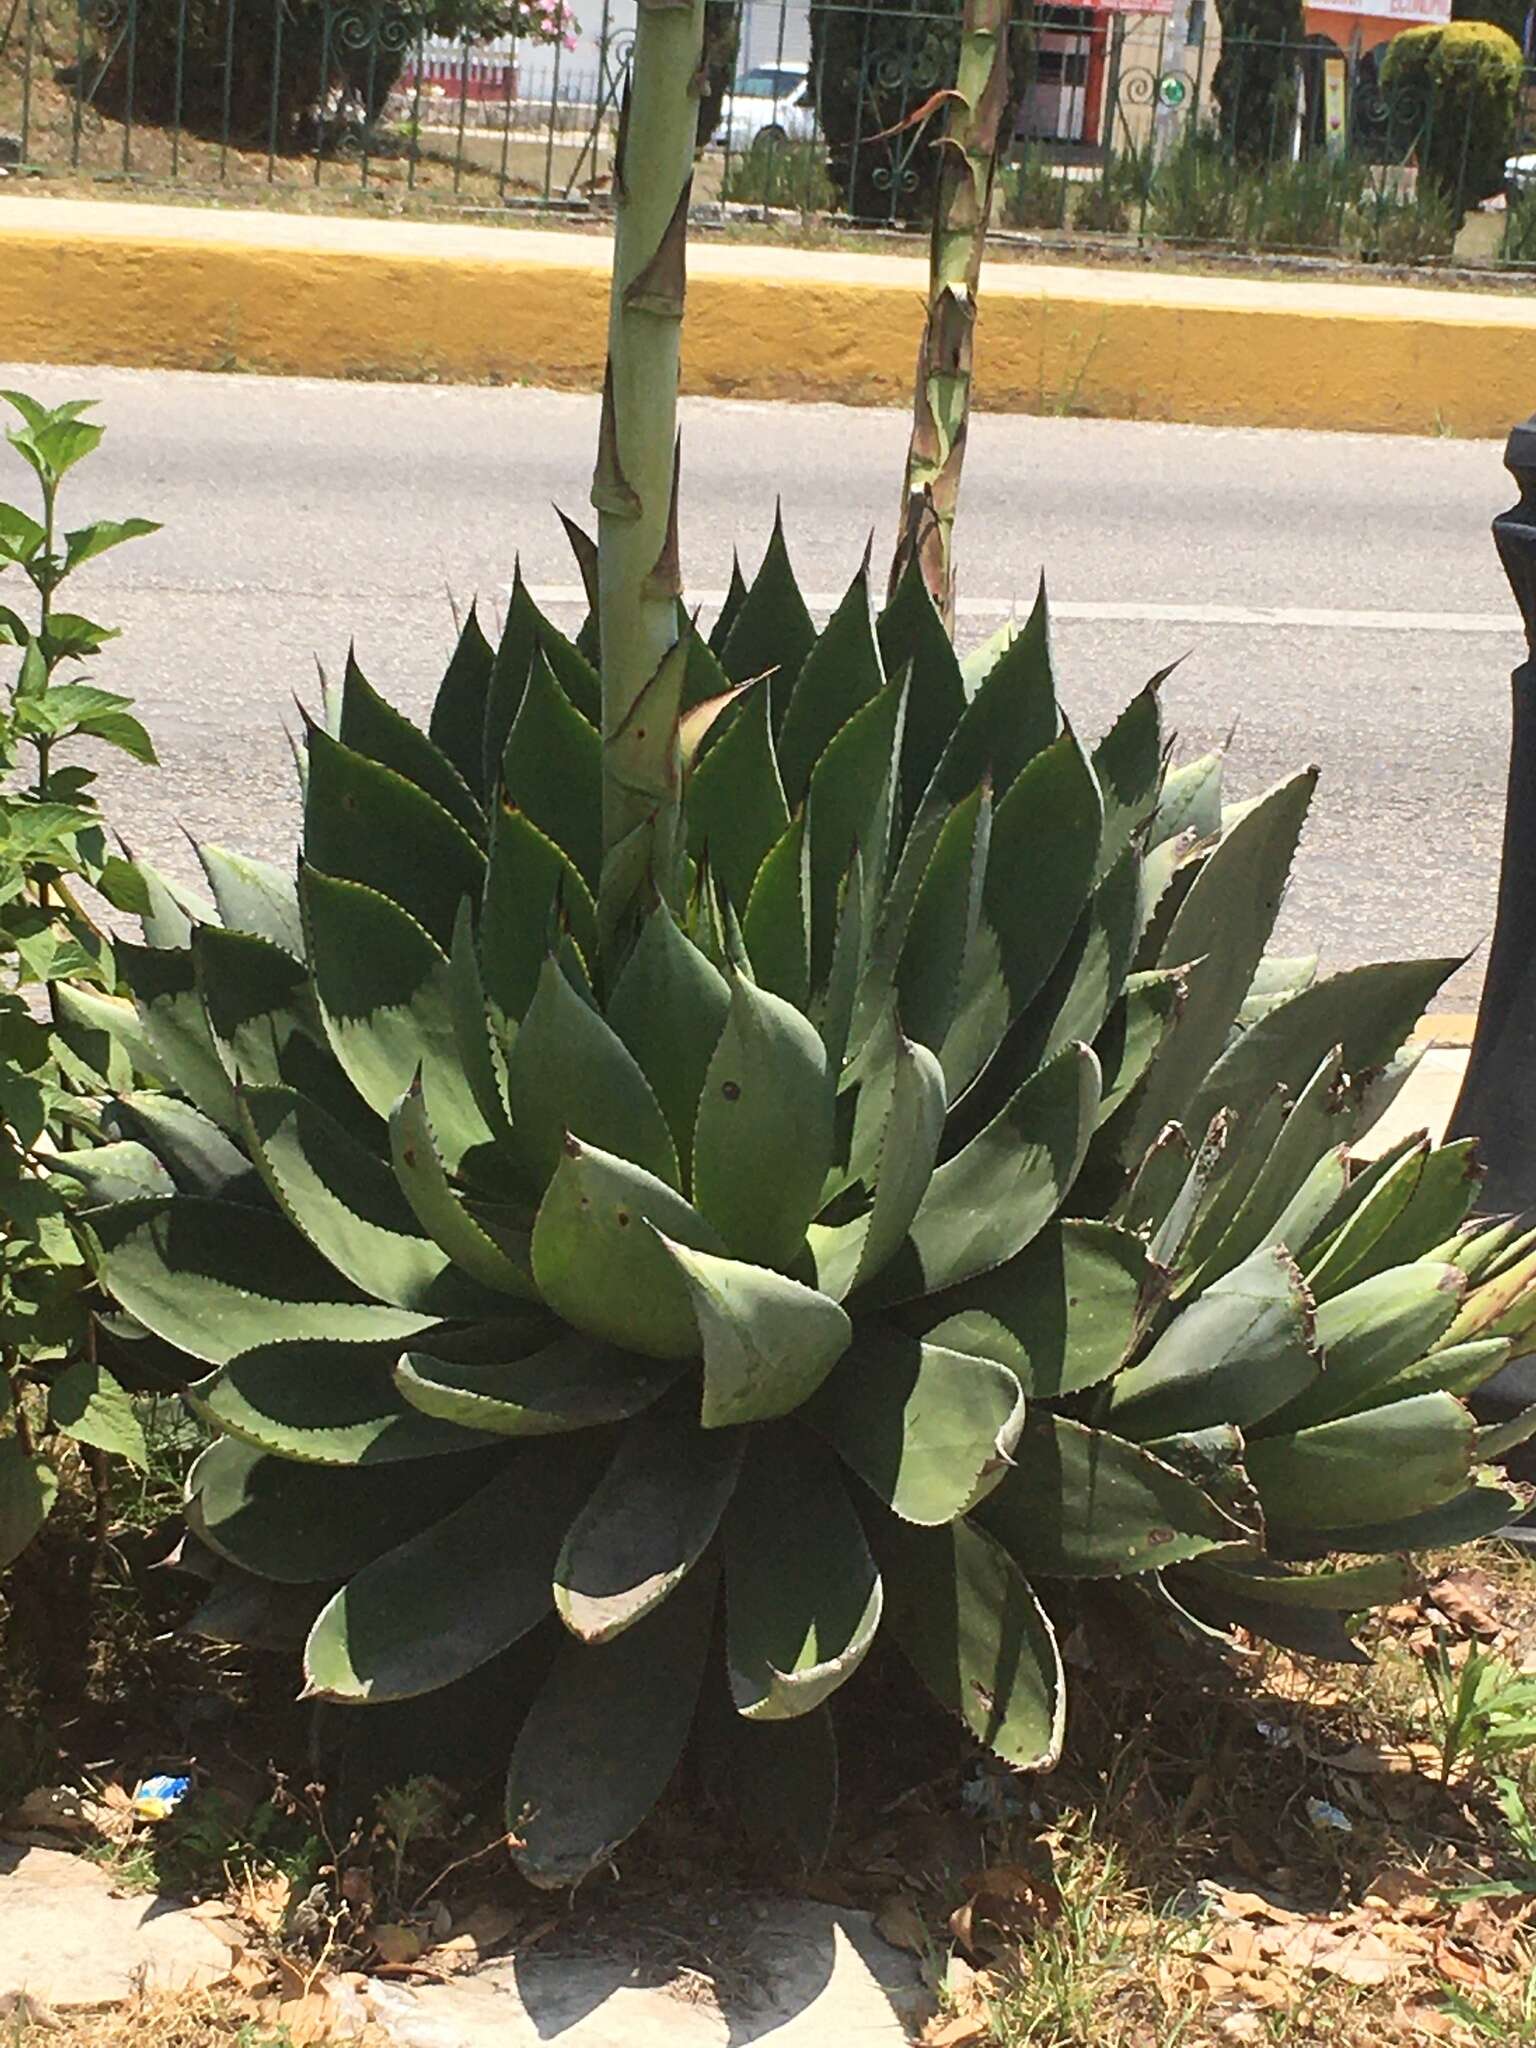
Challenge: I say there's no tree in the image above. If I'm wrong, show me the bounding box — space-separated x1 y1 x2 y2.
1213 0 1305 164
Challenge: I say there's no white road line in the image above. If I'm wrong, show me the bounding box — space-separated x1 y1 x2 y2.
527 585 1516 636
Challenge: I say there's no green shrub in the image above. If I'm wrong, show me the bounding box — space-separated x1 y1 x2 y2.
721 137 837 212
1001 151 1070 230
1242 151 1367 250
1149 125 1243 242
1380 20 1525 220
72 518 1536 1883
1353 179 1458 261
1502 183 1536 263
1073 152 1149 234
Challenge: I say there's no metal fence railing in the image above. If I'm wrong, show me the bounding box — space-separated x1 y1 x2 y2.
1 0 1533 266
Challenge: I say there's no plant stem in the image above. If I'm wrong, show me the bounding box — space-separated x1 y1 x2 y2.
889 0 1014 626
594 0 705 955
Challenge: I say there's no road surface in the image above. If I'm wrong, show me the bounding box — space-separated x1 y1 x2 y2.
1 366 1521 1011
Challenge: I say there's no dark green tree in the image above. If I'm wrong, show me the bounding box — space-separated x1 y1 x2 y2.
1212 0 1305 165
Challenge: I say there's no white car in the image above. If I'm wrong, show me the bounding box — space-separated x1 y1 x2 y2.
714 61 816 154
1508 150 1536 200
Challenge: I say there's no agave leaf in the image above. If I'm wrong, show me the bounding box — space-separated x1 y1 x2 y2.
606 906 731 1187
1478 1408 1536 1460
238 1085 498 1319
1091 679 1164 884
817 852 865 1077
1361 1336 1513 1412
50 1360 146 1468
875 1514 1064 1769
897 781 991 1056
1093 970 1182 1125
692 973 832 1269
1129 772 1316 1151
0 1439 59 1571
480 799 599 1026
1261 1261 1465 1434
742 812 811 1008
810 1030 945 1301
684 681 789 920
388 1082 538 1296
191 1343 494 1465
1107 1245 1318 1439
427 602 495 798
195 844 306 957
804 676 904 988
90 1198 436 1366
914 1219 1147 1398
1147 1113 1232 1274
191 1436 496 1585
1277 1470 1531 1556
709 553 749 657
1152 751 1222 850
395 1333 679 1437
657 1237 851 1427
1185 957 1459 1140
863 1042 1100 1306
446 902 518 1157
479 566 545 792
507 1555 718 1889
500 648 603 888
338 648 485 844
724 1430 881 1720
305 727 484 951
877 558 966 825
508 955 678 1191
927 581 1058 806
531 1137 723 1358
1116 1121 1193 1241
718 511 816 722
1172 1580 1370 1665
55 983 161 1094
1145 1421 1266 1536
194 925 370 1138
776 565 886 804
52 1140 174 1204
1246 1391 1476 1531
1439 1246 1536 1350
132 855 219 949
303 1444 603 1701
1299 1135 1429 1288
978 1414 1247 1577
806 1329 1025 1524
555 1403 745 1642
109 1092 267 1204
118 941 239 1130
1318 1142 1483 1297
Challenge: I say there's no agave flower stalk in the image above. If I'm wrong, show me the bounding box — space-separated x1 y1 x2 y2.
890 0 1014 625
594 0 707 943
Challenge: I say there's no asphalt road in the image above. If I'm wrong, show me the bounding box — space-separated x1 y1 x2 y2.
1 365 1523 1011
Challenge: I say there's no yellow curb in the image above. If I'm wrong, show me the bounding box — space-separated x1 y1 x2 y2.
1410 1014 1477 1048
0 200 1534 432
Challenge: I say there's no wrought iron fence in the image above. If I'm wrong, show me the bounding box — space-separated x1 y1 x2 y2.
1 0 1533 265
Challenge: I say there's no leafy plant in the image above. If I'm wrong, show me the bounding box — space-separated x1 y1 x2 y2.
1241 151 1366 252
1212 0 1304 164
0 391 166 1573
1001 151 1070 231
1380 20 1525 221
720 137 837 212
1149 126 1243 244
1353 179 1458 263
1502 184 1536 266
1426 1637 1536 1782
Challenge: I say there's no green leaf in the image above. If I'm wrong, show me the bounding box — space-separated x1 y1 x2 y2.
979 1414 1247 1576
110 1092 264 1204
62 515 159 574
875 1514 1063 1769
48 1359 146 1467
1183 1556 1416 1611
863 1041 1100 1305
195 845 305 957
49 1139 175 1204
304 726 485 950
478 565 544 794
507 954 677 1191
724 1429 881 1719
192 1343 493 1465
1092 968 1183 1126
691 973 832 1269
388 1082 536 1296
606 906 731 1185
0 501 45 564
804 675 903 989
1246 1391 1476 1531
775 565 885 804
395 1332 678 1437
303 1445 603 1699
90 1198 435 1367
897 782 991 1056
742 811 811 1007
806 1329 1025 1524
337 648 484 843
1129 772 1316 1150
531 1136 723 1359
1106 1246 1318 1439
684 681 790 919
877 557 966 827
117 941 239 1130
500 648 602 887
1091 679 1164 883
0 1438 58 1570
191 1435 496 1584
1279 1470 1529 1555
507 1556 717 1889
811 1029 945 1301
480 798 599 1025
718 510 816 725
925 579 1058 806
555 1402 744 1642
238 1084 498 1318
1318 1142 1484 1300
1262 1260 1465 1434
657 1236 851 1427
913 1219 1146 1397
428 602 496 798
709 552 749 657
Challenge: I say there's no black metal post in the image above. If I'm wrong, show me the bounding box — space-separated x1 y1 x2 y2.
1449 416 1536 1216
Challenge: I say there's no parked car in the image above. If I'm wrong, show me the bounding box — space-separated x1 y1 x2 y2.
713 61 816 154
1508 149 1536 200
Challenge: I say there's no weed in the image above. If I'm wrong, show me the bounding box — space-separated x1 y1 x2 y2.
720 137 835 213
1423 1635 1536 1782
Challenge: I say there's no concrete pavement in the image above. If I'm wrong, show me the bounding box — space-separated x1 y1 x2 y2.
0 367 1520 1014
1 194 1534 433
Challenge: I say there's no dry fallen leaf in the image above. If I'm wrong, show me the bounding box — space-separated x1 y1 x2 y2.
875 1893 929 1956
1427 1571 1501 1640
921 2018 991 2048
1263 1920 1402 1987
371 1922 425 1966
950 1859 1064 1954
1363 1866 1443 1921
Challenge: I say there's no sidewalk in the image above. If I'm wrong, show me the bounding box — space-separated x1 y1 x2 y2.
1 194 1533 432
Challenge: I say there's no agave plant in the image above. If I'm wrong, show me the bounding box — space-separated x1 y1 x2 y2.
60 526 1536 1883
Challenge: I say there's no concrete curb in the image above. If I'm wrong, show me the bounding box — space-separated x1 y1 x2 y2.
1 198 1534 432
